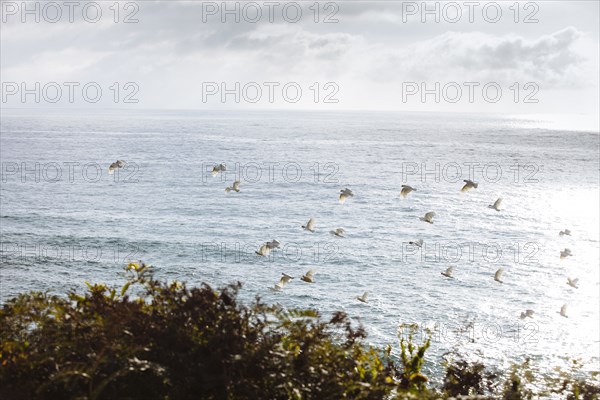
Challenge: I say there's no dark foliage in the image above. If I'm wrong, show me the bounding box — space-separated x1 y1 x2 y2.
1 264 598 400
0 265 398 400
443 356 499 397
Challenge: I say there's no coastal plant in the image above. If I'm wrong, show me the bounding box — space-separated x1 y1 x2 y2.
0 264 398 399
397 323 431 394
1 265 599 399
442 353 499 397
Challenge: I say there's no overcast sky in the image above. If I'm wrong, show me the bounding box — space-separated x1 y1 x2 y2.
1 1 598 118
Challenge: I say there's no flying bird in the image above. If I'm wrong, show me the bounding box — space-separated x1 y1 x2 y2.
255 243 271 257
441 266 454 278
494 268 504 283
225 180 240 193
560 248 572 259
559 304 568 318
419 212 435 224
302 218 315 233
211 163 226 176
566 277 579 289
339 188 354 203
329 228 345 237
409 239 424 248
488 198 502 211
400 185 416 198
108 160 125 174
520 309 535 319
559 229 571 236
270 273 293 292
461 179 478 192
301 269 316 283
356 291 369 303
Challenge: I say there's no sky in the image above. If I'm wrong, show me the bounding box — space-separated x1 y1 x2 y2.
1 1 599 119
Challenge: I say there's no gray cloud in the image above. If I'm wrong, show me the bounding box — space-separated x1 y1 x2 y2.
1 1 598 113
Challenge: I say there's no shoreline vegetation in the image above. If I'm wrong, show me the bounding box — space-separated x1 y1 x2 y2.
1 264 598 399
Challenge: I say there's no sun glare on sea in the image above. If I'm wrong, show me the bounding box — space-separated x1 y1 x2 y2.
507 113 600 133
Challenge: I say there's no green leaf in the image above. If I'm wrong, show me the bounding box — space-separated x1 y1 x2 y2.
121 282 132 297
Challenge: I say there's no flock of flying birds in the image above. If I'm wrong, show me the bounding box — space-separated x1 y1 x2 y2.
108 160 579 320
210 163 577 319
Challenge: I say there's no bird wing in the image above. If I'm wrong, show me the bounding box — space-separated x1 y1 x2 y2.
526 309 535 317
306 269 316 279
424 212 435 221
267 239 280 249
336 228 345 235
117 160 126 167
493 198 502 208
495 268 504 280
279 275 292 286
572 278 579 284
400 186 413 197
362 291 369 300
339 193 348 202
233 181 240 190
461 183 471 192
561 304 567 314
307 218 315 230
445 267 454 275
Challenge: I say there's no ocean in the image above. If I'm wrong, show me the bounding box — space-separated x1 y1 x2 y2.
1 109 599 382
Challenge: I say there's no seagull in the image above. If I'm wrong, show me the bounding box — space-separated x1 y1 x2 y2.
461 179 478 192
520 309 535 319
419 212 435 224
270 273 293 292
409 239 424 248
108 160 125 174
400 185 416 198
356 291 369 303
339 188 354 203
255 243 271 257
559 304 568 318
494 268 504 283
266 240 281 249
211 163 226 176
559 229 571 236
225 180 240 193
566 277 579 289
488 198 502 211
329 228 345 237
302 218 315 233
441 266 454 278
560 248 572 259
301 269 316 283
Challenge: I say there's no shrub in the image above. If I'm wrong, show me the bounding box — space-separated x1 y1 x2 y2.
1 264 598 399
442 354 499 397
0 264 398 399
